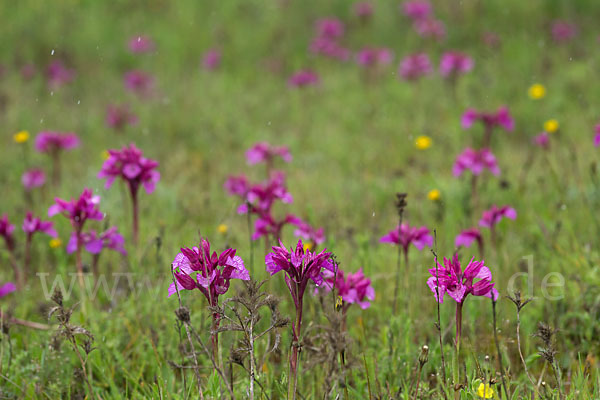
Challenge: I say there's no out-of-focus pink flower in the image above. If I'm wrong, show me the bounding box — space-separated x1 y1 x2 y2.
22 212 57 238
319 268 375 310
124 70 154 97
67 226 126 255
21 63 36 81
401 0 432 20
0 282 16 298
315 18 345 39
551 20 577 43
46 60 75 87
594 124 600 147
292 219 325 245
224 175 250 197
479 205 516 228
310 37 351 61
353 2 373 19
22 168 46 190
414 19 446 40
0 215 16 252
439 51 474 78
34 132 80 153
246 142 292 165
398 53 432 80
455 228 482 249
356 47 393 67
106 104 138 130
98 143 160 194
533 132 550 149
202 49 221 70
288 69 320 88
380 223 433 253
48 188 104 234
453 148 500 177
461 106 514 132
128 35 155 53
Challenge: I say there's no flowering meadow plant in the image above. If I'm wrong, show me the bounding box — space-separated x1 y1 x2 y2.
452 148 500 177
98 143 160 243
128 35 155 53
319 267 375 311
246 142 292 166
0 282 17 298
380 223 433 254
21 169 46 191
398 53 432 80
35 131 80 184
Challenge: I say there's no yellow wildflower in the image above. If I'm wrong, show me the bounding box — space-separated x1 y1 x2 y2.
13 130 30 143
415 135 432 150
217 224 228 234
477 383 494 399
101 150 110 160
427 189 441 201
49 238 62 249
544 119 559 133
528 83 546 99
303 242 313 252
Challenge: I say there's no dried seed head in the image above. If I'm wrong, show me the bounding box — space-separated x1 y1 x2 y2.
419 345 429 366
507 290 533 312
175 307 190 323
533 322 557 347
230 348 246 366
51 288 63 307
395 193 408 217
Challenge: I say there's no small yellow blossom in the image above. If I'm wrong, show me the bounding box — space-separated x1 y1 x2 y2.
303 242 313 252
217 224 228 234
544 119 559 133
427 189 441 201
528 83 546 99
262 362 268 373
13 130 30 144
49 238 62 249
477 383 494 399
101 150 110 160
415 135 432 150
335 296 343 311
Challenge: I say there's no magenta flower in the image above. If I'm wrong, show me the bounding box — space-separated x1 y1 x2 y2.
356 48 393 67
315 18 345 39
401 0 432 20
551 20 577 43
353 2 373 19
237 171 293 215
398 53 432 81
21 168 46 191
48 188 103 278
427 255 497 304
22 212 57 238
380 223 433 254
0 215 16 252
202 49 221 70
67 226 126 255
453 148 500 177
594 124 600 147
461 106 514 132
106 104 138 131
455 228 482 249
224 175 250 197
128 35 155 53
288 69 320 88
266 239 335 395
48 188 103 232
479 205 516 229
46 60 75 87
0 282 16 298
310 37 351 61
98 144 160 243
168 239 249 301
252 213 302 241
319 268 375 310
292 219 325 246
246 142 292 165
533 132 550 149
35 131 80 153
124 70 154 97
413 19 446 40
439 51 474 78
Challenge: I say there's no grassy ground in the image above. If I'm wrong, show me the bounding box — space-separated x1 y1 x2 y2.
1 0 600 398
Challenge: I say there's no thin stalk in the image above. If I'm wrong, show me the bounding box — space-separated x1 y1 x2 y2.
246 203 254 276
431 235 448 396
288 291 303 400
249 312 255 400
75 233 85 289
392 212 404 315
24 235 32 281
131 188 139 245
51 150 61 186
7 249 23 290
454 301 463 400
515 309 536 390
492 298 509 399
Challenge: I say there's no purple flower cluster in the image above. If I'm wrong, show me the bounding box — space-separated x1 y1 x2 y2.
98 144 160 195
0 215 16 251
106 104 138 130
67 226 126 255
168 239 249 305
356 47 393 68
288 69 320 88
310 18 350 61
398 53 432 80
461 106 514 133
46 60 75 87
128 35 155 53
320 268 375 310
246 142 292 165
23 212 57 239
402 0 445 40
22 168 46 191
35 131 80 153
0 282 16 298
202 49 221 70
479 205 517 229
48 188 104 233
124 70 154 97
439 51 474 78
452 148 500 177
380 223 433 254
